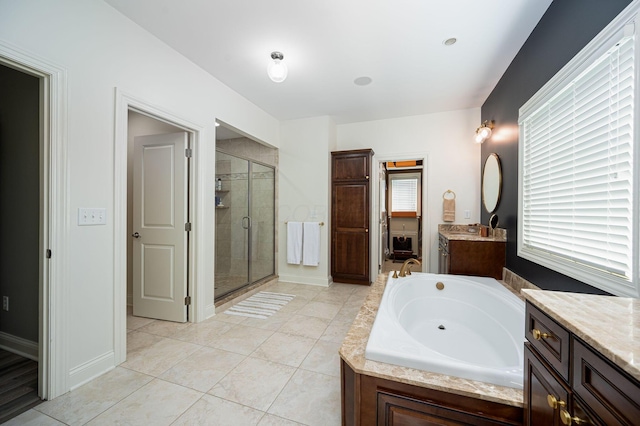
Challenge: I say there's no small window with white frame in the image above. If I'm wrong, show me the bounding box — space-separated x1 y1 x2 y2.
518 4 639 297
389 173 421 218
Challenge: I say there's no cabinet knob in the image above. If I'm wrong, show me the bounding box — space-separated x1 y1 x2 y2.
546 394 566 410
365 175 370 179
560 409 588 425
533 329 552 340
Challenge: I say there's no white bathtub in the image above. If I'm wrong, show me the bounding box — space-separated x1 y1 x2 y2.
365 273 525 389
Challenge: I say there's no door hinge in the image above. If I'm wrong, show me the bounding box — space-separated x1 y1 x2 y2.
46 249 52 259
185 296 191 305
185 222 192 232
185 148 192 158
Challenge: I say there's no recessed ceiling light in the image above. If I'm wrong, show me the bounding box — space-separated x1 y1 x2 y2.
443 38 457 46
354 76 372 86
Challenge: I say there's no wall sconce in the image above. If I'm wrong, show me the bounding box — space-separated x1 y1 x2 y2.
474 120 494 144
267 51 288 83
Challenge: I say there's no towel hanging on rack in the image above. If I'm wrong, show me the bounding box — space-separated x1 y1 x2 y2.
443 190 456 222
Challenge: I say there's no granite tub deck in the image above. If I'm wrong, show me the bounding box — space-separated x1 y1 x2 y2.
339 273 524 408
438 223 507 242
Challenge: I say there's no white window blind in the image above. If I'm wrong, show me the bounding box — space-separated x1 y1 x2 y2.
519 25 637 296
391 178 418 212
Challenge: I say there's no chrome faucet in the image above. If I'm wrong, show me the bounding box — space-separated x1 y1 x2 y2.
398 258 421 277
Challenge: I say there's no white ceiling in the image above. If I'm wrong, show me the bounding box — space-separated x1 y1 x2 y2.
105 0 552 125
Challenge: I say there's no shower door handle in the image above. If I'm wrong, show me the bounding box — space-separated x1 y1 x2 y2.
242 216 252 229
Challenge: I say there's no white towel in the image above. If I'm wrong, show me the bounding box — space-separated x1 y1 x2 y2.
303 222 321 266
287 222 303 264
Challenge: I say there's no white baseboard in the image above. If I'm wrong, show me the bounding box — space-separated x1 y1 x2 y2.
68 351 115 390
278 274 330 287
0 332 38 361
205 302 216 319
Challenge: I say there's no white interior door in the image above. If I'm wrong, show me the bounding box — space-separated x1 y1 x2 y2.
133 132 189 322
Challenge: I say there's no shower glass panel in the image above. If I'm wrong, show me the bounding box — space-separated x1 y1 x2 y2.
250 162 275 282
215 151 276 300
215 152 249 298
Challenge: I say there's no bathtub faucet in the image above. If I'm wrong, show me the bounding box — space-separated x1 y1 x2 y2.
398 258 421 277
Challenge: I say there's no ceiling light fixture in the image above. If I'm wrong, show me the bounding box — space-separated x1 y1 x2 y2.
475 120 494 144
443 37 457 46
267 51 288 83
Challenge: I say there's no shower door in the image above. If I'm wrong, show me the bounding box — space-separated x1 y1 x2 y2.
215 151 275 300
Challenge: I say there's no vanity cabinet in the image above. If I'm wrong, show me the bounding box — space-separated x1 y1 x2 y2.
524 301 640 426
331 149 374 285
342 360 522 425
438 233 505 280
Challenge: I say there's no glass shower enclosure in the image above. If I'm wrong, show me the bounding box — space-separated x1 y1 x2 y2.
215 151 275 300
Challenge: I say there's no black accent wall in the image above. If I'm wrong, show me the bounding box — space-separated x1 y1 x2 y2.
480 0 632 294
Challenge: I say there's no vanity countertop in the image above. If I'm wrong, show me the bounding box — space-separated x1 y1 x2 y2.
339 273 523 408
438 224 507 242
523 289 640 382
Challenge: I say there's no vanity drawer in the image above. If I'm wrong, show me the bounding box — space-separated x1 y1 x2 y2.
572 337 640 425
525 302 570 382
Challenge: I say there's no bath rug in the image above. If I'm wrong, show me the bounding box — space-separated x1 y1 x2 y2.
223 291 295 319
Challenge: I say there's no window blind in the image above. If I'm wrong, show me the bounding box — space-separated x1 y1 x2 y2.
391 178 418 212
520 34 635 283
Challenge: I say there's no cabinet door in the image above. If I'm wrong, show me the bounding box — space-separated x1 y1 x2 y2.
332 182 370 283
332 150 371 180
524 344 569 426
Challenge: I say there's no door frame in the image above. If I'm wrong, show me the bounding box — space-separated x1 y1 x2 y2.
373 153 429 278
114 89 204 364
0 41 68 399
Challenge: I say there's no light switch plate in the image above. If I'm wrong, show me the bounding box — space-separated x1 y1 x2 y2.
78 208 107 225
464 210 471 219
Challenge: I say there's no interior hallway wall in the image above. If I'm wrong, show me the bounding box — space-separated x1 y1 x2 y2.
0 0 280 392
0 64 39 353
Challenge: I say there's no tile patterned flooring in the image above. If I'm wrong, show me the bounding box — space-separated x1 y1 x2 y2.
4 281 369 426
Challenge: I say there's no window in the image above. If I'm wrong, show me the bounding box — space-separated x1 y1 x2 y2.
389 174 420 217
518 8 639 297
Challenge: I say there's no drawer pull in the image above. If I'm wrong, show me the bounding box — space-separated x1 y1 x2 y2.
560 409 588 425
532 328 552 340
547 394 566 410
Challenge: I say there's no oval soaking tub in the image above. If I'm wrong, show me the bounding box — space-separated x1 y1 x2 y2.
365 273 525 389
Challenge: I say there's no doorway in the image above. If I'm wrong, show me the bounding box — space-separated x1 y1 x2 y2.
0 62 43 422
377 159 424 274
127 111 192 323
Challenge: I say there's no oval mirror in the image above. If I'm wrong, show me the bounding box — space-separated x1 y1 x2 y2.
482 153 502 213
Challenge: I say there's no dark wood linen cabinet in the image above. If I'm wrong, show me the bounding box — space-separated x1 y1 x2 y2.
331 149 374 285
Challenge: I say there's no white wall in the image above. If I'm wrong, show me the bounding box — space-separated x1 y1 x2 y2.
336 109 481 273
0 0 279 392
278 116 336 286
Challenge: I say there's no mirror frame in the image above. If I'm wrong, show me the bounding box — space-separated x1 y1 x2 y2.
482 153 502 213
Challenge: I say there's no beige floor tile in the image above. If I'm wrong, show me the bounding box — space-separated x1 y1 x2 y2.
311 291 351 305
137 319 191 338
122 337 201 376
268 369 341 426
126 314 155 331
210 311 248 324
251 332 316 367
300 340 342 377
209 324 274 355
3 410 66 426
86 379 202 426
173 394 264 426
320 320 353 344
276 297 309 314
173 320 235 345
126 330 163 354
297 301 341 320
278 314 330 339
35 367 152 425
241 311 293 331
208 357 295 411
160 346 246 392
257 414 305 425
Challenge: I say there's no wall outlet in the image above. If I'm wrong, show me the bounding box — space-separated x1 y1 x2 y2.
2 296 8 311
464 209 471 219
